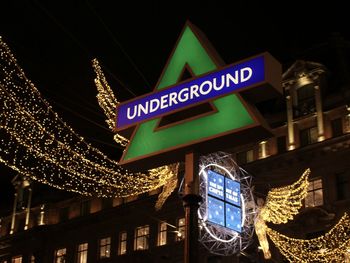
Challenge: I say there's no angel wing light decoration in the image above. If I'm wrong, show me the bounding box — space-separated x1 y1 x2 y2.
255 168 310 259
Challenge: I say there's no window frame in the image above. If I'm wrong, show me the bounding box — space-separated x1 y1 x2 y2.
305 178 324 208
98 237 111 259
118 231 127 255
134 225 150 251
76 242 88 263
158 222 167 246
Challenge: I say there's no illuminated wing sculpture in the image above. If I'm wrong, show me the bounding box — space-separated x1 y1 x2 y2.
255 168 310 259
92 59 178 207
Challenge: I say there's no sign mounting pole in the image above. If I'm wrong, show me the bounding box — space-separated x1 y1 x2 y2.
182 151 202 263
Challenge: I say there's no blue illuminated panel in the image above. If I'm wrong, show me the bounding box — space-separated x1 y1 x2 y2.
207 196 225 227
206 169 242 232
207 170 224 200
225 203 242 233
225 177 240 206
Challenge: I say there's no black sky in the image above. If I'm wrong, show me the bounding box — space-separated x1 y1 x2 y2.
0 1 349 213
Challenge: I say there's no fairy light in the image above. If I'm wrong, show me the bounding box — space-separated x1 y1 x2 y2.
267 213 350 262
0 37 175 197
92 59 128 146
255 168 310 259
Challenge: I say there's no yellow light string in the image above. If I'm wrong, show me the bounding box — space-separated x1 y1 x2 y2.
0 36 174 197
92 58 180 206
261 168 310 224
92 58 128 146
255 168 311 259
267 213 350 262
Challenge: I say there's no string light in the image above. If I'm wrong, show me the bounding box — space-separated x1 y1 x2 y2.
0 36 175 197
267 213 350 262
255 168 310 259
92 58 128 146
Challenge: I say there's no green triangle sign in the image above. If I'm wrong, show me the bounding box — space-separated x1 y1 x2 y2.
119 22 272 170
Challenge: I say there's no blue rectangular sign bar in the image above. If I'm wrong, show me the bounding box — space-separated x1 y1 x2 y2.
116 55 265 130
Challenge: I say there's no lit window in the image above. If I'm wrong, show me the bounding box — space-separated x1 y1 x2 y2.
158 222 167 246
76 243 88 263
99 237 111 259
134 225 149 250
119 231 127 255
305 179 323 207
30 255 35 263
236 149 254 165
300 126 318 146
176 218 185 241
54 248 66 263
11 256 22 263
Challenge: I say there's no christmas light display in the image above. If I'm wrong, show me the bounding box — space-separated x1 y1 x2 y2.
255 168 310 259
267 213 350 262
197 152 257 256
0 37 175 197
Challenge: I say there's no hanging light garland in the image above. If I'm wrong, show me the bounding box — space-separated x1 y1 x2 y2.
267 213 350 262
255 168 310 259
0 36 175 197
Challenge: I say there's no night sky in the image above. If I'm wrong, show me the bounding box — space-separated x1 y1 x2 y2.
1 1 349 214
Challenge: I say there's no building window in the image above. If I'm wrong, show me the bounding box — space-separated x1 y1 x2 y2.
134 225 149 250
331 118 343 137
277 136 286 153
236 149 254 165
30 255 35 263
336 172 350 200
296 84 315 117
300 126 318 147
54 248 66 263
305 178 323 207
119 231 127 255
99 237 111 259
76 243 88 263
158 222 167 246
11 256 22 263
80 201 90 216
176 218 185 241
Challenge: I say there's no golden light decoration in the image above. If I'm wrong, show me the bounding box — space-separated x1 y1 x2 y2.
0 37 175 197
92 58 180 208
267 213 350 262
255 168 310 259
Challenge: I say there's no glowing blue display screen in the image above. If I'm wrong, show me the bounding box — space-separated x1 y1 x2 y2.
207 169 242 232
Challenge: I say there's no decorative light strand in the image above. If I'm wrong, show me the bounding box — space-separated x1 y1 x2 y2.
267 213 350 262
0 36 175 197
255 168 310 259
92 58 128 147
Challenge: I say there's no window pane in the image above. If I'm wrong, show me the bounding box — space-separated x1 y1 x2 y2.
277 136 286 153
158 222 167 246
54 248 66 263
77 243 88 263
134 226 149 250
314 189 324 206
305 194 314 207
331 118 343 137
119 231 127 255
246 150 254 163
99 237 111 258
313 179 322 189
11 257 22 263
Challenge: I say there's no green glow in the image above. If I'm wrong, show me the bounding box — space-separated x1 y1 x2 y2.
123 25 254 162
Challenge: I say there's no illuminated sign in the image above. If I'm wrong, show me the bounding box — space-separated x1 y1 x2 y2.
207 169 242 233
118 22 281 170
116 57 265 130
